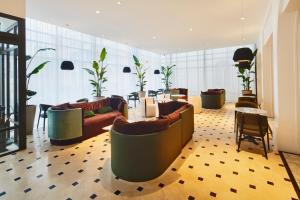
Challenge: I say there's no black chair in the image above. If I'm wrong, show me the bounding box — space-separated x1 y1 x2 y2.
37 104 52 132
157 89 164 95
76 98 89 103
111 95 124 99
236 112 269 159
148 90 158 98
127 92 139 108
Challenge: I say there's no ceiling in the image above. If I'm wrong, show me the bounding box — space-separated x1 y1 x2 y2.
26 0 270 54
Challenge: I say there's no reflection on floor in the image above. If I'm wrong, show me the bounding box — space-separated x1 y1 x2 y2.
283 152 300 191
0 104 298 200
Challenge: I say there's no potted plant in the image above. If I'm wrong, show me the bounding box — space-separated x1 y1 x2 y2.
161 64 175 93
26 48 55 135
133 55 147 98
235 49 257 95
83 48 108 101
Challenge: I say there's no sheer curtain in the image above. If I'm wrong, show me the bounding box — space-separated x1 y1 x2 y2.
163 45 255 102
26 18 254 105
26 18 163 106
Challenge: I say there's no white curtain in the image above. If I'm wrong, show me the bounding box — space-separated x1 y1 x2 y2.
26 18 255 105
163 45 256 102
26 18 163 106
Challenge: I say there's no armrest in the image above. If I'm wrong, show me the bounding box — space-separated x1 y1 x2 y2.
47 108 83 140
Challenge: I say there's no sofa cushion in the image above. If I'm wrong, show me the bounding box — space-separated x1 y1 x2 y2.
113 116 169 135
96 106 113 114
51 103 71 110
84 110 96 118
83 111 122 136
158 101 188 116
117 101 126 112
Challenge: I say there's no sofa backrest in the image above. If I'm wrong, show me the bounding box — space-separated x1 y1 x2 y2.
158 101 188 116
70 98 111 111
112 116 169 135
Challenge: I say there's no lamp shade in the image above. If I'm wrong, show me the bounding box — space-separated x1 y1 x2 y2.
233 48 253 62
154 69 160 74
123 66 131 73
61 61 74 70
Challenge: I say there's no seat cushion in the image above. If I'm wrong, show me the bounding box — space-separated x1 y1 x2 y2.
113 116 169 135
83 111 122 138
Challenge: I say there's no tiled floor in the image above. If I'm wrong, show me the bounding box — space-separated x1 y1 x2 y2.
0 104 298 200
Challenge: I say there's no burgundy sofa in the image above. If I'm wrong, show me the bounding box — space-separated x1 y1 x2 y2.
51 97 128 141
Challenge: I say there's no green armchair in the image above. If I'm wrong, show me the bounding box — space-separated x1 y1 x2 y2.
47 108 83 144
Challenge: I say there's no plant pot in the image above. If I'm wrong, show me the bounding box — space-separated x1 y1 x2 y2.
26 105 36 135
138 91 146 98
93 96 105 101
242 90 252 95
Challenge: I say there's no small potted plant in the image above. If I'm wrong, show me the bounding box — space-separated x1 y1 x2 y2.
161 64 175 93
235 49 257 95
83 48 108 101
133 55 147 98
26 48 55 135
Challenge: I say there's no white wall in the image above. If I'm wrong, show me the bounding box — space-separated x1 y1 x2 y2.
257 0 300 154
0 0 25 18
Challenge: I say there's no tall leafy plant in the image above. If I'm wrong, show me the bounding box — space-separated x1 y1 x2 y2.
133 55 147 92
235 49 257 91
161 65 175 91
26 48 55 101
83 48 108 97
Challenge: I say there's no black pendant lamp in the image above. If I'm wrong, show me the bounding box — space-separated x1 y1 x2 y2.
154 69 160 74
233 47 253 62
61 61 74 70
123 66 131 73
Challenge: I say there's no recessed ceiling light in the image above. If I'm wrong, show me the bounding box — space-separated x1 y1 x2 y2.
240 17 246 21
117 1 121 5
96 10 102 14
242 37 246 41
189 28 193 32
152 36 156 40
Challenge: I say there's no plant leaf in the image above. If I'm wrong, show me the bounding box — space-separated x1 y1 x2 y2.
83 68 95 75
100 48 107 62
27 61 50 78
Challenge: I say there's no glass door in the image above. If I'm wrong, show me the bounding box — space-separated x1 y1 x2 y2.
0 13 26 156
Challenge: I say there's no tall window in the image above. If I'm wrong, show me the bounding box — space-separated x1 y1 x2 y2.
26 18 254 104
164 45 255 101
26 18 162 105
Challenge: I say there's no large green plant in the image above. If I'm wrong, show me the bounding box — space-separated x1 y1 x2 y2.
83 48 108 97
26 48 55 101
133 55 147 92
161 65 175 91
235 49 257 90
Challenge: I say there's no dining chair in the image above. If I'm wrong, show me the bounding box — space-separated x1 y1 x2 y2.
148 90 158 98
234 101 258 142
236 112 269 159
37 104 53 132
127 92 139 108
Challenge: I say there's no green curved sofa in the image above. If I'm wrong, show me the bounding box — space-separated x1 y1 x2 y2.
111 105 194 182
